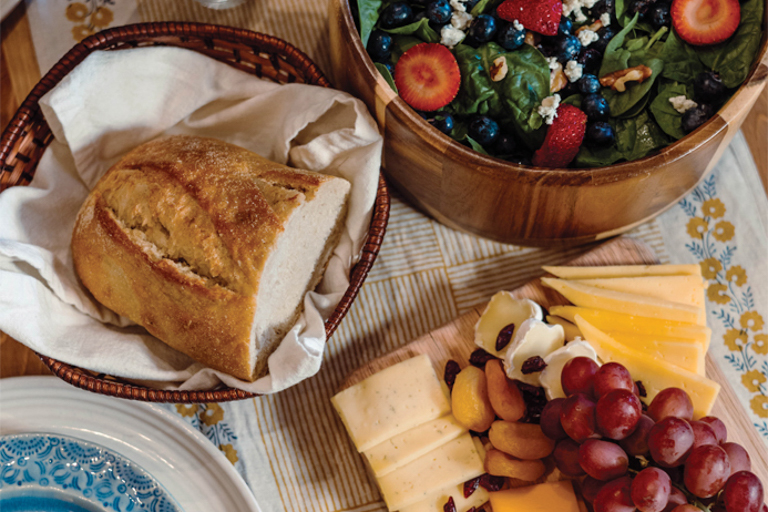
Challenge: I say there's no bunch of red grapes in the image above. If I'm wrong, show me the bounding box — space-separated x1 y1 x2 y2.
539 357 765 512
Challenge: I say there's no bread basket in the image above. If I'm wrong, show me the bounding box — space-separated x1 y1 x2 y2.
0 22 390 402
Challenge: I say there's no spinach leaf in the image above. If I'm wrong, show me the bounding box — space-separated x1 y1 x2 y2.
574 144 625 166
374 62 398 92
383 17 440 43
621 110 671 161
617 89 651 118
600 13 640 76
466 136 491 155
451 43 508 117
357 0 383 47
660 30 705 83
650 81 692 139
562 94 582 108
390 35 423 61
602 57 664 116
616 0 653 31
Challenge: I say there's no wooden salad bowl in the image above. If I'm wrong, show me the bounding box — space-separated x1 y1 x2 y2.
329 0 768 247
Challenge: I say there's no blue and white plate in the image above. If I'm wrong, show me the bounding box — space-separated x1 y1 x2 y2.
0 433 182 512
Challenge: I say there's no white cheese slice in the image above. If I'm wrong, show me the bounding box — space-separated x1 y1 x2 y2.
363 415 466 477
331 355 451 452
399 482 490 512
504 318 565 385
475 292 543 358
377 433 485 511
539 339 600 400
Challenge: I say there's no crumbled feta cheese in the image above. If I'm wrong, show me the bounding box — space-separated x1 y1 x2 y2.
538 94 562 125
564 60 584 82
582 0 598 9
563 0 589 22
490 56 509 81
600 12 611 26
451 10 473 30
578 29 600 47
441 25 466 48
513 19 525 31
450 0 467 12
546 56 561 71
669 95 698 114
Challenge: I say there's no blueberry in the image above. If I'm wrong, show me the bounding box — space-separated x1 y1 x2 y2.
467 14 498 44
367 30 393 62
495 21 526 50
582 93 610 121
578 48 602 75
384 61 396 76
681 104 715 133
693 72 726 104
468 115 500 146
588 0 614 18
558 17 574 35
650 2 670 28
426 0 452 25
494 133 517 155
586 121 616 145
555 35 582 62
429 112 455 134
591 27 615 54
578 74 601 94
630 0 657 19
380 2 413 28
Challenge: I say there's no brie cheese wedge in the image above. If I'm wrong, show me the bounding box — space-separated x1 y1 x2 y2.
539 339 600 400
474 292 543 358
503 319 565 385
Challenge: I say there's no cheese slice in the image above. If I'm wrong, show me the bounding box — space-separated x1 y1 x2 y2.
575 316 720 418
573 276 706 309
543 264 702 279
549 306 711 350
377 433 485 511
363 415 466 477
331 355 451 452
546 315 582 341
542 278 706 326
607 332 706 375
399 482 489 512
489 480 581 512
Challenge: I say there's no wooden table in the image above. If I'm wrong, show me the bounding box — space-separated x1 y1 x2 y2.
1 1 767 379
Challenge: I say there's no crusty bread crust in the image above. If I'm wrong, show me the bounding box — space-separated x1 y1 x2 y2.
71 135 346 381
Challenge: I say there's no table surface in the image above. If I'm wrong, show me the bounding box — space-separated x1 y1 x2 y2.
1 0 766 378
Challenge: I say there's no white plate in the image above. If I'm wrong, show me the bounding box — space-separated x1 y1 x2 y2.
0 376 261 512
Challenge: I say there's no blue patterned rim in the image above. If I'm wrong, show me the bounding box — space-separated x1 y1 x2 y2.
0 433 182 512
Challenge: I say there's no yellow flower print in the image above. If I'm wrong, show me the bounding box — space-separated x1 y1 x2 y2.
725 266 747 286
90 6 113 28
66 2 88 22
754 334 768 355
700 258 722 279
220 444 239 465
201 403 224 426
701 198 726 219
723 329 747 351
686 217 708 239
707 283 730 305
741 311 765 332
712 221 735 242
176 404 199 418
742 370 766 392
72 25 95 42
751 395 768 418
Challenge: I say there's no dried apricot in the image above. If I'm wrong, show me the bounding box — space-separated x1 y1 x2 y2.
488 421 555 460
452 366 495 432
485 360 526 422
484 449 546 482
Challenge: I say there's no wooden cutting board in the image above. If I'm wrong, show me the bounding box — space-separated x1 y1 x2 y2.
340 237 768 484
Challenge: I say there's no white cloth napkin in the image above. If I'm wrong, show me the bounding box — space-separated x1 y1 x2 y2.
0 46 383 393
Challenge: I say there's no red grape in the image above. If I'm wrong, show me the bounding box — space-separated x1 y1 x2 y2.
648 417 694 467
723 471 763 512
631 467 671 512
662 486 688 512
596 388 642 440
684 444 731 498
593 476 634 512
581 476 604 504
699 416 727 444
620 414 654 456
562 357 599 396
671 506 701 512
722 442 751 475
594 362 634 398
561 393 599 442
553 438 586 477
690 420 718 449
578 439 629 481
540 398 567 440
648 388 694 421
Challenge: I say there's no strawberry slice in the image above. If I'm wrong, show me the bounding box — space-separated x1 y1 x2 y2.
497 0 562 36
532 104 587 168
394 43 461 112
671 0 740 46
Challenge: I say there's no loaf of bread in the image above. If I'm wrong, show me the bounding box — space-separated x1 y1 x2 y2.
71 135 351 381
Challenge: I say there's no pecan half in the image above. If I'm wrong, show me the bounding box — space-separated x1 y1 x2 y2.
576 19 604 34
599 65 653 92
550 67 568 93
490 56 509 82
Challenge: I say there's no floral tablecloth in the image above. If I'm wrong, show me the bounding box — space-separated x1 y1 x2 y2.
20 1 768 511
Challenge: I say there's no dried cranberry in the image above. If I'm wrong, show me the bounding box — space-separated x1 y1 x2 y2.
479 473 505 492
521 356 547 374
444 360 461 392
443 496 457 512
495 323 515 352
635 380 647 397
469 349 497 368
516 381 547 423
464 476 481 498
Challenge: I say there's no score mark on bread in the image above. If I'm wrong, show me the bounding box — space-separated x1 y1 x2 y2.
71 136 351 382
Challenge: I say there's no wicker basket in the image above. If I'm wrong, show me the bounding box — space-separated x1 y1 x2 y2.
0 22 390 402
